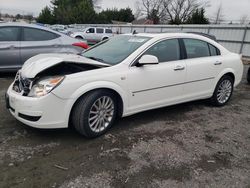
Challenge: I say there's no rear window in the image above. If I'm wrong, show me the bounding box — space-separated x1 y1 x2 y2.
0 27 20 41
209 44 220 56
23 27 59 41
183 39 210 59
105 29 112 34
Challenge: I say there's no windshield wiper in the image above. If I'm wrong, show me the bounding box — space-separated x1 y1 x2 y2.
84 56 111 67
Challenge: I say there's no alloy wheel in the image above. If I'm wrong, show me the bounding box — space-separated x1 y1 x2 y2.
216 79 232 104
88 96 114 133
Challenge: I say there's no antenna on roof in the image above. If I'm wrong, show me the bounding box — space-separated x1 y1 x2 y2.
132 30 138 35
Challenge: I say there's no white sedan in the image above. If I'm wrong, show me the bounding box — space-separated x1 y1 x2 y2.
6 33 243 138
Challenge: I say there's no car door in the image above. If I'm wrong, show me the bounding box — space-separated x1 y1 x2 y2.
0 26 21 69
127 39 186 112
181 38 223 99
20 27 61 64
84 28 96 42
96 28 104 41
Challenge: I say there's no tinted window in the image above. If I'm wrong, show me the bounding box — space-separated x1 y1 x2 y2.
183 39 210 59
144 39 180 63
87 28 95 33
209 44 220 56
96 28 104 33
0 27 20 41
105 29 112 34
23 28 59 41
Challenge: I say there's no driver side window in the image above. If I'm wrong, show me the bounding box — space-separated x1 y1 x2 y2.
87 28 95 33
144 39 180 63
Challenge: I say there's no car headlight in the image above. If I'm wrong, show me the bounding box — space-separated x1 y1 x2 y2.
28 76 65 97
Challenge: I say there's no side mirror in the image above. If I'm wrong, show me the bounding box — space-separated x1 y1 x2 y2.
86 30 90 33
138 55 159 66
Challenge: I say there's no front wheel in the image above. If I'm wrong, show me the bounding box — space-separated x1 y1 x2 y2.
71 90 117 138
210 75 234 106
75 36 83 40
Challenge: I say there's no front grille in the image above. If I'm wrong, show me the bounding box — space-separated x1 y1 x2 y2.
12 71 32 96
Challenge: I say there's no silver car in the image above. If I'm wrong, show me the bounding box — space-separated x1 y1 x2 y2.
0 23 86 72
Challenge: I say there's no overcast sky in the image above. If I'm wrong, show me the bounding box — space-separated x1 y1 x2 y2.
0 0 250 21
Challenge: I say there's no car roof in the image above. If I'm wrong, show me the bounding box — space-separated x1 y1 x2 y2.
125 32 202 38
0 22 62 35
124 32 218 43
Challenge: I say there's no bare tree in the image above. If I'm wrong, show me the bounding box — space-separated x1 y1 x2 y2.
239 14 248 25
164 0 208 24
137 0 208 24
214 4 223 24
134 1 144 19
137 0 169 23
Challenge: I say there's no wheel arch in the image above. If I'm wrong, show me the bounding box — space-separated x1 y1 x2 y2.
223 72 235 83
213 69 236 92
75 35 84 39
102 36 109 40
67 82 128 127
216 69 235 84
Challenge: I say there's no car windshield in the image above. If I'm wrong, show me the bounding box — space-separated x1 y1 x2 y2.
82 35 151 65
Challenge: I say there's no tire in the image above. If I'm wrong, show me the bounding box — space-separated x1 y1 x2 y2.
102 37 109 41
75 36 83 40
247 67 250 84
71 90 117 138
210 75 234 106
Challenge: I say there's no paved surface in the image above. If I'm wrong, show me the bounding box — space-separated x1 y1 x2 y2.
0 66 250 188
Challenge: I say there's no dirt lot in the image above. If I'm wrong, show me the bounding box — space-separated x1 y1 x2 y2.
0 66 250 188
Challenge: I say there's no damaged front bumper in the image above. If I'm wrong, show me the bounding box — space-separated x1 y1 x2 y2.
6 84 71 129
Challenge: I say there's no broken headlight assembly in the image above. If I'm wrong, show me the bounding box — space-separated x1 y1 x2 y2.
28 76 65 97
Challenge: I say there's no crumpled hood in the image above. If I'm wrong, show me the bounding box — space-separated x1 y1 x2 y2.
21 53 109 78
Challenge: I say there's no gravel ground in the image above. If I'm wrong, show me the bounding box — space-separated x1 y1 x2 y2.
0 65 249 188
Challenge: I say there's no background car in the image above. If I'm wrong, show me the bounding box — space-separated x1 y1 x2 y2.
49 24 68 34
0 23 88 72
70 27 114 44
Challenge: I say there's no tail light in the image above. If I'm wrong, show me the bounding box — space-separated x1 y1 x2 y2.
73 42 89 49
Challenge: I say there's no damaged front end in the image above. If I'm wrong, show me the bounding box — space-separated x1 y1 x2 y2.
13 72 33 96
13 61 105 97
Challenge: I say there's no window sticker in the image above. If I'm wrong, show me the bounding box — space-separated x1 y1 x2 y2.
128 38 146 43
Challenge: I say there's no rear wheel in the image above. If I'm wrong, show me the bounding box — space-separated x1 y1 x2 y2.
210 75 234 106
71 90 117 138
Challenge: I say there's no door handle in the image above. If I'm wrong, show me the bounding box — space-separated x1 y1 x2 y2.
214 61 222 65
174 65 185 71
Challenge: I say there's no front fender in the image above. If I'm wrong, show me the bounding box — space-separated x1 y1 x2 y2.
72 33 85 39
55 81 129 124
70 81 128 105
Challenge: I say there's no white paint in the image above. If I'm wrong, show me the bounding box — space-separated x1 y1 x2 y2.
7 33 244 129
